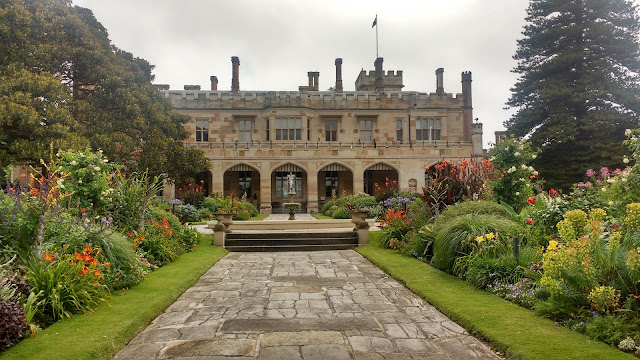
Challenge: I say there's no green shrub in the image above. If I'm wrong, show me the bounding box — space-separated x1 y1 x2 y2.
586 314 639 346
321 199 337 215
432 214 522 273
332 208 351 219
366 204 385 219
437 200 510 224
354 196 378 209
201 196 222 213
146 207 197 252
406 197 432 229
457 252 520 288
175 204 200 223
25 257 109 326
106 172 162 232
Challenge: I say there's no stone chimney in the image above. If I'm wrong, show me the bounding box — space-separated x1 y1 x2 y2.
461 71 473 141
231 56 240 93
308 72 314 89
436 68 444 94
210 76 218 91
335 58 343 92
374 57 384 92
312 72 319 91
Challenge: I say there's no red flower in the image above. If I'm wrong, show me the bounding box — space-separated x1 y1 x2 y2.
79 266 90 275
549 188 559 197
527 196 536 205
30 188 39 197
43 253 55 263
83 245 93 254
525 218 534 225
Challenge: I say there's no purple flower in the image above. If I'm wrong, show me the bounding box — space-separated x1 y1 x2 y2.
585 169 596 177
170 198 181 205
600 167 610 178
554 322 559 327
592 311 601 317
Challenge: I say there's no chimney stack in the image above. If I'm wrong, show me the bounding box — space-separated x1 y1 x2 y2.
435 68 444 94
461 71 473 141
308 72 314 89
374 57 384 92
231 56 240 93
335 58 343 92
312 72 319 91
210 76 218 91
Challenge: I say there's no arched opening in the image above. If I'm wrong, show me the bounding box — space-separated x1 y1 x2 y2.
363 163 399 196
223 164 261 207
317 163 353 209
194 170 213 197
271 163 307 213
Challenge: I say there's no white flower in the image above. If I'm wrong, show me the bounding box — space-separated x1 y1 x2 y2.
622 178 628 182
609 201 614 206
607 179 616 183
533 171 539 176
525 183 531 187
532 154 537 159
103 159 109 163
59 184 65 189
514 152 520 156
490 157 495 162
623 157 630 164
94 166 100 171
515 192 520 196
507 166 516 173
80 153 85 157
528 166 534 172
78 179 82 184
521 164 527 170
625 129 632 137
601 187 606 192
520 178 526 182
56 179 64 185
70 160 77 166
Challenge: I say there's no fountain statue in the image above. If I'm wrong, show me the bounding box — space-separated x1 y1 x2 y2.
283 173 301 220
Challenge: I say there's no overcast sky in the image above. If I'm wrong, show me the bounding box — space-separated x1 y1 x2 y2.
72 0 534 148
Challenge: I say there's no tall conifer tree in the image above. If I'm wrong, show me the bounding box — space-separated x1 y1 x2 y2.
506 0 640 190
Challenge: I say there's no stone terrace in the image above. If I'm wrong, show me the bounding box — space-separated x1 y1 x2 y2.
113 251 500 359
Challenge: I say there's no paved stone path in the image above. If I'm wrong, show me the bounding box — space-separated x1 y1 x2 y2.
114 251 500 359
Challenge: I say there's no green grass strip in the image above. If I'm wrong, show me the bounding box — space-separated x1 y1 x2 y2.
356 232 634 360
312 213 333 220
1 233 227 360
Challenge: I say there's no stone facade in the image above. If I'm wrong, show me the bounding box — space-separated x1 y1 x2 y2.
161 57 483 214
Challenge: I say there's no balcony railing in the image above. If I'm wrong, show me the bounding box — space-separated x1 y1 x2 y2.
185 140 472 150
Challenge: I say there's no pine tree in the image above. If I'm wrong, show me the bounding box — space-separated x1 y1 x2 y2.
506 0 640 190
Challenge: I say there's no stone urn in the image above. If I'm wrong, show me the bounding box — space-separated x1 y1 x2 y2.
351 209 370 230
214 212 236 233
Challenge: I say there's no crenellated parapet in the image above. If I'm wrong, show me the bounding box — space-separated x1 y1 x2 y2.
163 90 464 111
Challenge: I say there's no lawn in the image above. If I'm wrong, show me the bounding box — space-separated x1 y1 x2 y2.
356 231 635 360
1 233 227 360
311 213 333 220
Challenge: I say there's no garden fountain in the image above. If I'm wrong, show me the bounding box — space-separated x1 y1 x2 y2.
282 173 301 220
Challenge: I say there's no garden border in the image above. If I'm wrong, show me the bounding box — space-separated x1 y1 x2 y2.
1 233 227 360
356 232 635 360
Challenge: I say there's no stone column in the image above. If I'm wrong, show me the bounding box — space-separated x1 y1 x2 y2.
461 71 473 142
211 161 224 195
353 165 365 194
231 56 240 93
259 170 272 214
306 169 319 213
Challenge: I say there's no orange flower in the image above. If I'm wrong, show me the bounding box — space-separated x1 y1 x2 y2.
79 266 90 275
93 269 103 278
30 188 39 196
75 252 84 261
43 252 55 263
128 232 134 237
83 245 93 254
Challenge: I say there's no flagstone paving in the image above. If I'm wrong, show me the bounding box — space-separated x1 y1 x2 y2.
113 250 500 359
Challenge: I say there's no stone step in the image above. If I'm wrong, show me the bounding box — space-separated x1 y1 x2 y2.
224 231 358 252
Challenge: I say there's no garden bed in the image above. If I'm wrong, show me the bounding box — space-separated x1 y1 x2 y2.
356 232 634 360
1 234 227 360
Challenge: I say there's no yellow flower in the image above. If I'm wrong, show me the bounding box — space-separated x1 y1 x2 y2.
547 240 558 251
475 236 484 243
486 232 495 240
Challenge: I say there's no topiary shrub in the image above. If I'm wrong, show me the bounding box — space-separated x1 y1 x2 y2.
201 196 222 213
0 299 28 351
322 199 338 215
354 195 378 209
432 214 522 273
437 200 510 224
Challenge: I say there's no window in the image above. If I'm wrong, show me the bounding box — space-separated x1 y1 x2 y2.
416 118 441 141
195 119 209 142
238 171 252 197
266 118 270 141
325 171 338 197
307 118 311 141
275 172 302 198
275 118 302 140
325 119 338 141
238 119 252 142
396 119 403 142
359 119 373 142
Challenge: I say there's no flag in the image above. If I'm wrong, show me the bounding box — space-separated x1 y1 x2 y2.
372 16 377 28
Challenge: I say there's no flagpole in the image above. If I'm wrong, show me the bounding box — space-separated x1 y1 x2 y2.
375 14 378 58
